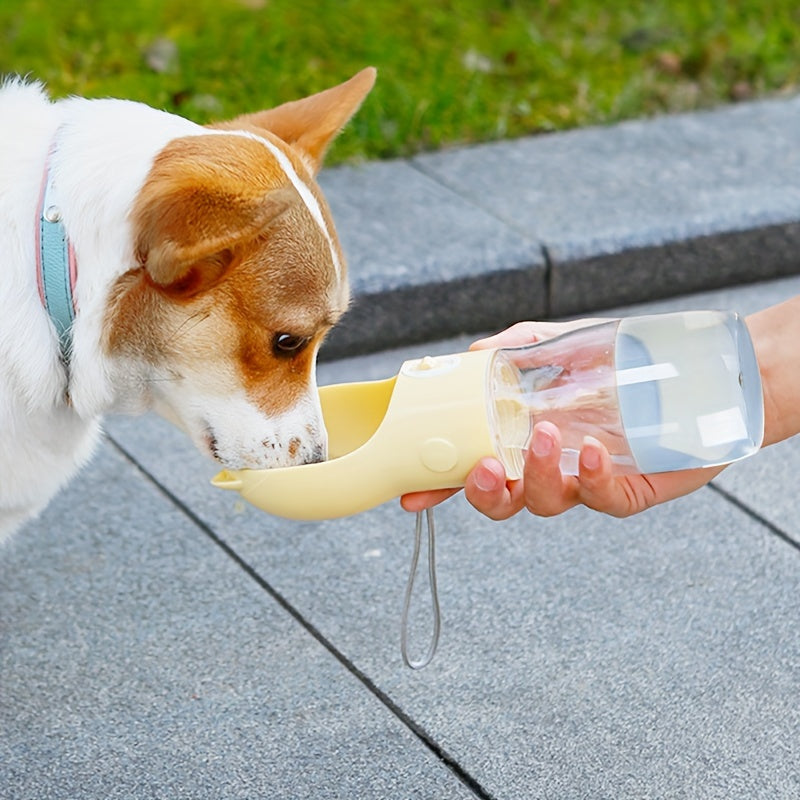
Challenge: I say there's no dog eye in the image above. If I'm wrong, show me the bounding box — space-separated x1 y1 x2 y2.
273 333 311 356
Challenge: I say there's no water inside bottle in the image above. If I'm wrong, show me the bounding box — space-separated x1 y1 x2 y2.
491 311 764 476
615 310 763 473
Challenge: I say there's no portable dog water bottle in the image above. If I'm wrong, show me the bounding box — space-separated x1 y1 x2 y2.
212 310 764 520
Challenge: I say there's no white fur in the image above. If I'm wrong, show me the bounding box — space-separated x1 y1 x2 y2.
0 80 332 542
221 129 344 279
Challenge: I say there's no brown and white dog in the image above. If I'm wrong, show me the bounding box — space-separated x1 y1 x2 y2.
0 68 376 541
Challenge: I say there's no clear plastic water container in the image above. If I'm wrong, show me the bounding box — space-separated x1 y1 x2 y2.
490 310 764 475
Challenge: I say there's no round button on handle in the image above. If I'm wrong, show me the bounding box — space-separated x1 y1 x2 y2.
419 438 459 473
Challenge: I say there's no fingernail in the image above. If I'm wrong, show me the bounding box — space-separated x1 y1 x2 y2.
581 436 602 470
474 464 500 492
531 427 554 458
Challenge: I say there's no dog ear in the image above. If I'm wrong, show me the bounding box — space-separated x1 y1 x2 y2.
211 67 376 174
133 135 297 296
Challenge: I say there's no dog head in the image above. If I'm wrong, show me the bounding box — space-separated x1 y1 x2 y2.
103 68 375 469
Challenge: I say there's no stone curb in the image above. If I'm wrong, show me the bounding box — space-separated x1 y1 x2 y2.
319 95 800 359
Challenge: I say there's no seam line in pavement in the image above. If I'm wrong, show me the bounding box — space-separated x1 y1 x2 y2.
708 481 800 554
107 434 498 800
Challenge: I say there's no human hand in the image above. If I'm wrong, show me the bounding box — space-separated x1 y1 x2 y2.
401 420 723 518
400 318 606 515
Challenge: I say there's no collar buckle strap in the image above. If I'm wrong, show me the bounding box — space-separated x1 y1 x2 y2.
36 158 77 361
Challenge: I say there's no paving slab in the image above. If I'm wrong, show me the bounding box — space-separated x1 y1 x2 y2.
92 275 800 799
711 436 800 549
0 443 480 800
415 97 800 243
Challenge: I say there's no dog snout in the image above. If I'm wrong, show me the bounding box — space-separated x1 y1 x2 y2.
286 436 320 464
197 405 327 470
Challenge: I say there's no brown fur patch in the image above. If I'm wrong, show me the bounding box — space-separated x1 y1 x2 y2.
211 67 376 174
105 132 348 418
102 69 376 436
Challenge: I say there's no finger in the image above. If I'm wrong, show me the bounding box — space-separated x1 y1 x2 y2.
470 318 615 351
575 436 659 518
573 435 623 513
400 487 460 512
520 421 581 516
463 458 526 520
469 321 546 351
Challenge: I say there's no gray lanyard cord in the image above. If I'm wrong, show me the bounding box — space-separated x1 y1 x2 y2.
400 508 441 669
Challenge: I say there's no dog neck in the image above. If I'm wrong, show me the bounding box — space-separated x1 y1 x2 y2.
43 99 204 419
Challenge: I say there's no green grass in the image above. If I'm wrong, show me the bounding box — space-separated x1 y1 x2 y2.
2 0 799 164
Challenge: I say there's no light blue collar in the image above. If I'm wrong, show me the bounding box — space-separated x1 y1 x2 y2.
37 160 77 363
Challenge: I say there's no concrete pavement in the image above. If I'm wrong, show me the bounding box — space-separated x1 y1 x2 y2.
3 97 800 799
